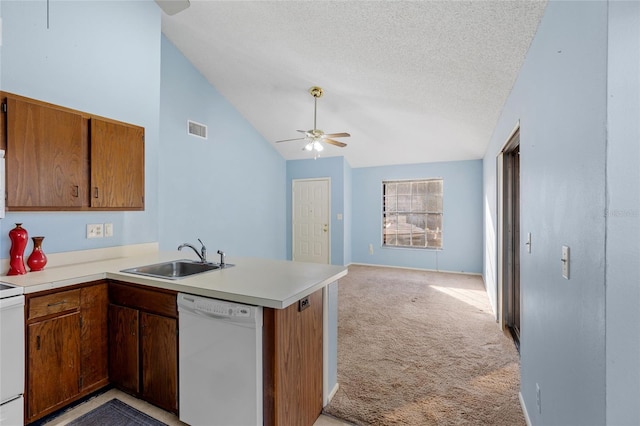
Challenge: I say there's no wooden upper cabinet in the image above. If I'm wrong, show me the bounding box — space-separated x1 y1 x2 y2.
5 97 88 209
90 118 144 209
0 92 144 211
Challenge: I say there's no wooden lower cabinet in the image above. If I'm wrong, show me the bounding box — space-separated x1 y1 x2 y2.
25 282 108 423
79 284 109 392
108 282 178 414
263 289 324 426
141 312 178 412
27 312 80 420
108 304 140 394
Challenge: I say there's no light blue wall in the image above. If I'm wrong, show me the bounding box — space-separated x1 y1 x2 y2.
352 160 483 273
483 1 611 424
605 2 640 424
286 157 350 265
0 0 160 256
158 37 286 259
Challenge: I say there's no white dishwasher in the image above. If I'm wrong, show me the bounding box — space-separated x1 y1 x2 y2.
177 293 263 426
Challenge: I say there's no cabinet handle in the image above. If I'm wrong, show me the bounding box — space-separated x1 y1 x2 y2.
72 185 79 198
93 187 99 199
47 300 66 307
36 335 41 350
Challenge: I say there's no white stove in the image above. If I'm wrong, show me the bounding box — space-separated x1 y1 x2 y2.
0 282 23 298
0 282 25 426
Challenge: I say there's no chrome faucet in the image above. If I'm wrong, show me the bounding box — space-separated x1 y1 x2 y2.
178 238 207 263
217 250 226 267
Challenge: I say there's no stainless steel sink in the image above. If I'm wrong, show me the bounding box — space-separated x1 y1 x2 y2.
121 260 223 280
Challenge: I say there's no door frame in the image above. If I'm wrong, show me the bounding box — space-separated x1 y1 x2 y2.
291 177 331 265
497 123 520 335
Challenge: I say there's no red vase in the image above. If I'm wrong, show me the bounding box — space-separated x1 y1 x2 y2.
27 236 48 272
8 223 28 275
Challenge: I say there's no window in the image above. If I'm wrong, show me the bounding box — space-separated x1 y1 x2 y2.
382 179 443 249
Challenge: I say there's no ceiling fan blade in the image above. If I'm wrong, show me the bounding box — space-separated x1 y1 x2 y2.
275 137 305 143
296 130 307 133
324 138 347 148
323 132 351 138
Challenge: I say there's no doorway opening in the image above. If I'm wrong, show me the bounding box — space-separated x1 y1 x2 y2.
498 128 521 351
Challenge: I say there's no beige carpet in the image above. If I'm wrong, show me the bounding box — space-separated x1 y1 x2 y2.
323 265 524 426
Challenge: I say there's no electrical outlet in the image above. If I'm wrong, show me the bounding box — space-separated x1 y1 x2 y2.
536 383 541 413
104 223 113 237
369 243 374 255
87 223 104 239
298 296 310 312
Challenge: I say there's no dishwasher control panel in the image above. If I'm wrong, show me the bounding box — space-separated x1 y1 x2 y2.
195 299 251 317
178 293 256 321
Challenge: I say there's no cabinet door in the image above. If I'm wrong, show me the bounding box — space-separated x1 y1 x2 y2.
141 312 178 413
80 284 109 391
6 96 87 208
27 312 81 421
108 304 139 394
90 118 144 209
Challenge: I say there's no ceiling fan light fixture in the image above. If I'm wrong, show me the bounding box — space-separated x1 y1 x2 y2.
274 86 351 157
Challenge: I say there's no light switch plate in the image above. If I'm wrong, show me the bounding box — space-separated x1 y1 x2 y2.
562 245 570 279
104 223 113 237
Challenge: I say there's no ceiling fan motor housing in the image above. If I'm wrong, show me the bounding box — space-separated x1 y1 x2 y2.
309 86 323 98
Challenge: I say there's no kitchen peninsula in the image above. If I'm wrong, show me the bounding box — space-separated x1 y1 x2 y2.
2 247 347 425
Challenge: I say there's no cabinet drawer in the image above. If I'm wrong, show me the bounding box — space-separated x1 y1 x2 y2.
28 289 81 320
109 283 177 318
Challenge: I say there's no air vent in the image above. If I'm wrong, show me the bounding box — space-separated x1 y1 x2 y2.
187 120 207 139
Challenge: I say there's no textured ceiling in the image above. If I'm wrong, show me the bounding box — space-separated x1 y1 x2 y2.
160 1 547 168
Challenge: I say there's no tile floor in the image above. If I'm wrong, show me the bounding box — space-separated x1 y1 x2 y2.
41 388 351 426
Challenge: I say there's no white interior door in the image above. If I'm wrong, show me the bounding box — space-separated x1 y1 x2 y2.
292 178 330 264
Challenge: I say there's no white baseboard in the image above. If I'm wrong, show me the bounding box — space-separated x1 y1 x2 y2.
348 262 482 276
520 391 532 426
327 383 339 405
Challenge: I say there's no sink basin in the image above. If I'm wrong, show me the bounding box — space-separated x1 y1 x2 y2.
121 260 222 280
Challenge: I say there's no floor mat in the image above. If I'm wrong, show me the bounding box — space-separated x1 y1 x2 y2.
67 398 167 426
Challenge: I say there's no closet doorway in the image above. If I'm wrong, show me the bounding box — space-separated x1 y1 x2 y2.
498 127 521 350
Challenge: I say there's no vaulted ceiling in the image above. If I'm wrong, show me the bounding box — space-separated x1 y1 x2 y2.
160 0 547 168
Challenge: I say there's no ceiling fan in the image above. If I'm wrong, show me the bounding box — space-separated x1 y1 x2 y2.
276 86 350 157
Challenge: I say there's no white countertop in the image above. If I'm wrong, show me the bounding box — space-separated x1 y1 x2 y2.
0 251 348 309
